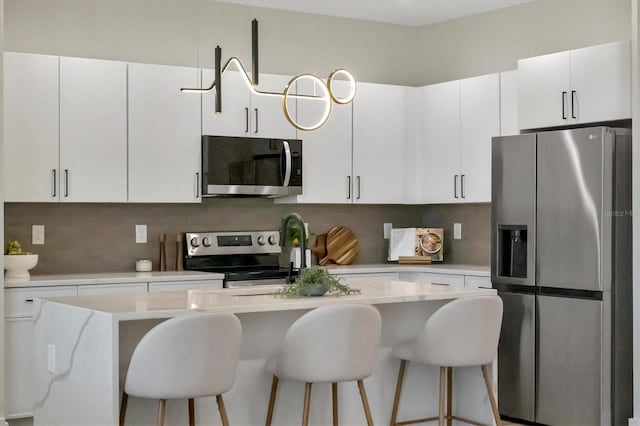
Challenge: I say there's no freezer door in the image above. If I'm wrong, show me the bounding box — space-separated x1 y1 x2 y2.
497 291 535 422
536 295 603 425
536 127 611 291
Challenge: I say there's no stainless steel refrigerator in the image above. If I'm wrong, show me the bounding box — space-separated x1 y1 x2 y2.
491 126 632 426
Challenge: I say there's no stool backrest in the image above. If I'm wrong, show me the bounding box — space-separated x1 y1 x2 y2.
419 295 503 367
278 304 381 383
125 312 242 399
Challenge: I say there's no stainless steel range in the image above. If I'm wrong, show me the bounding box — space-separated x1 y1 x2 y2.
183 230 296 288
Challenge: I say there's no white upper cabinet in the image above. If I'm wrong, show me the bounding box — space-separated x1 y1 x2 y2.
518 40 630 130
570 40 631 124
128 63 202 203
4 53 60 202
518 51 570 130
202 69 251 137
59 57 127 202
419 80 461 204
353 82 407 204
499 70 519 136
250 74 296 139
460 74 500 203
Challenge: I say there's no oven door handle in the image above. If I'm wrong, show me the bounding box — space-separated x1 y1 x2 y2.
281 140 292 187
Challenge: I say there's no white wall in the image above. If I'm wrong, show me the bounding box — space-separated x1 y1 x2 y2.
4 0 632 86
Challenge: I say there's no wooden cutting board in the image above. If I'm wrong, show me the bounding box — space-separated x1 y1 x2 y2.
310 233 328 263
319 226 359 266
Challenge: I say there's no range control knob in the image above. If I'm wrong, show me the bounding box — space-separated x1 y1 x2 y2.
257 235 266 246
202 237 212 247
190 237 200 248
268 235 278 245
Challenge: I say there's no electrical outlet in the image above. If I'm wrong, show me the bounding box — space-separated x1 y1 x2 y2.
48 344 56 373
135 225 147 244
453 223 462 240
383 223 393 239
32 225 45 245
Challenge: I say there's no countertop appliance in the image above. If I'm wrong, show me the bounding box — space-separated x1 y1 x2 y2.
491 127 632 426
201 135 302 197
183 230 297 288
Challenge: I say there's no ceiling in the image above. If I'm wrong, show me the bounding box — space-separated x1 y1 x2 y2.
214 0 537 26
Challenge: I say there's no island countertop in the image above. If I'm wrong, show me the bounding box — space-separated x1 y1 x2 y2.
43 281 497 321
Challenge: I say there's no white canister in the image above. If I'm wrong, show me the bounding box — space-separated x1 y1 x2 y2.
135 259 152 272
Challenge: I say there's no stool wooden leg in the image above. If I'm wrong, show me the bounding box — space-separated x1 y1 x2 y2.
438 367 446 426
389 359 406 426
188 398 195 426
481 365 502 426
332 382 339 426
157 399 166 426
217 394 230 426
266 375 279 426
302 383 312 426
119 392 128 426
447 367 453 426
357 379 374 426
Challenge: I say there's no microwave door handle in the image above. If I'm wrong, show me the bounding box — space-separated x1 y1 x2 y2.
282 140 292 186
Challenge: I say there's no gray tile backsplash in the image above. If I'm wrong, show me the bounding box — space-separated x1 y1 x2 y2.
4 201 490 274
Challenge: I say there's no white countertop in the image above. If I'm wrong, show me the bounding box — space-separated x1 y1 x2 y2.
4 270 224 288
326 263 490 276
43 281 496 321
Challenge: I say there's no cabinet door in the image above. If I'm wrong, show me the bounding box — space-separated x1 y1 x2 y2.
518 51 571 130
499 70 519 136
460 74 500 203
4 52 60 202
420 273 465 288
336 273 400 287
419 80 461 204
77 283 147 296
465 275 492 289
128 63 201 202
149 280 223 292
6 318 35 418
352 83 406 204
202 69 251 137
250 74 296 139
289 79 353 203
59 57 127 202
570 40 631 124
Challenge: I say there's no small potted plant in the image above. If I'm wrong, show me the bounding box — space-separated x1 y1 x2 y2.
275 266 360 298
4 239 38 282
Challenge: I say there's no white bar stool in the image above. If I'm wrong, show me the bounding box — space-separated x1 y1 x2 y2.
264 304 382 426
389 295 503 426
119 312 242 426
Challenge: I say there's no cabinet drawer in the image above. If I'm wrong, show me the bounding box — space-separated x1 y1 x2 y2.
465 275 493 289
335 273 400 287
420 273 465 288
5 286 77 318
78 282 147 296
149 280 223 292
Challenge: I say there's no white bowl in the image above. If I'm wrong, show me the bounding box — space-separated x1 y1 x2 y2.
4 254 39 282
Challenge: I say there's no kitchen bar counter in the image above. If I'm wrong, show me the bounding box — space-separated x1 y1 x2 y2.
33 282 497 426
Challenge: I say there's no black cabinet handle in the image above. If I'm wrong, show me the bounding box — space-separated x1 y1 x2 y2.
562 91 567 120
356 176 361 200
24 299 34 303
254 108 259 134
195 172 200 198
52 169 57 198
64 169 69 197
454 175 459 199
347 176 351 200
461 174 466 198
244 108 249 133
571 90 577 119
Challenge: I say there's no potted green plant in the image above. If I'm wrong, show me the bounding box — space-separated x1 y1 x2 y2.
275 266 360 298
4 239 38 282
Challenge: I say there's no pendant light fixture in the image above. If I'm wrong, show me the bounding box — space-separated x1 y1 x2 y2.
181 19 356 131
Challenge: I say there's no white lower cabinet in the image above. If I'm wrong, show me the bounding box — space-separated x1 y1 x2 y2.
420 273 465 288
77 282 147 296
335 273 400 287
465 275 493 289
148 280 224 292
5 286 77 419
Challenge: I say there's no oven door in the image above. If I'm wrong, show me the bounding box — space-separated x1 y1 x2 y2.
202 135 302 197
225 278 288 288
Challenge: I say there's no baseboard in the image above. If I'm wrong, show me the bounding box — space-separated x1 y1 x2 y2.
628 417 640 426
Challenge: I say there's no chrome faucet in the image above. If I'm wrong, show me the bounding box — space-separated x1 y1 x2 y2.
281 213 307 280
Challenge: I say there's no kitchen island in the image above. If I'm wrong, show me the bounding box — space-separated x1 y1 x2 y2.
33 281 497 426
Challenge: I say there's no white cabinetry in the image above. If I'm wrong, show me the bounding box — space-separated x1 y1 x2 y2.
148 280 223 292
77 283 147 296
335 273 400 287
59 57 127 202
419 74 499 204
465 275 492 289
4 53 60 202
128 63 201 203
5 286 77 419
202 70 295 139
518 40 630 129
420 273 465 288
499 70 519 137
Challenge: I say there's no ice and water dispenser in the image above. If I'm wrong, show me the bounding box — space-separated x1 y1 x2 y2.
497 225 528 279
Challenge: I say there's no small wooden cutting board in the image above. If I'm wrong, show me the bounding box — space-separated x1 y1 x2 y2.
319 226 359 266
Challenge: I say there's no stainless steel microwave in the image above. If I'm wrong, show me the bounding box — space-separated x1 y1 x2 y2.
201 135 303 197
